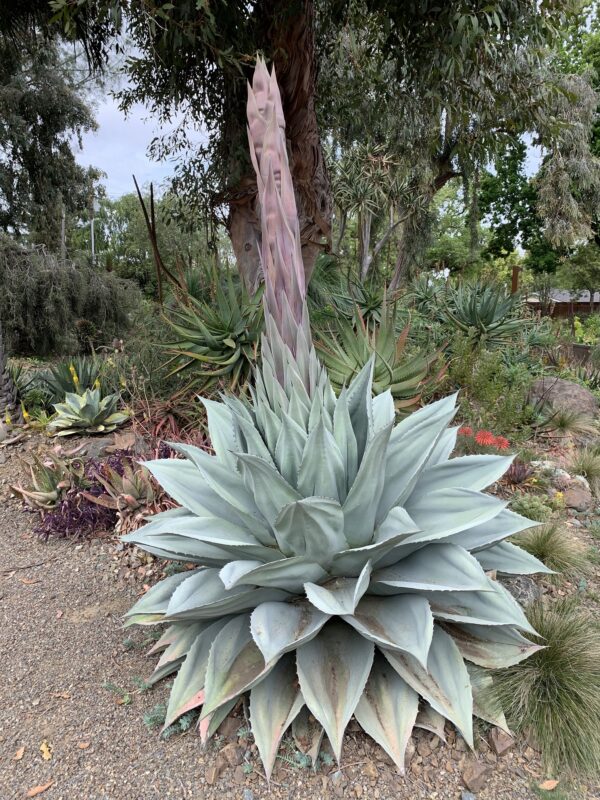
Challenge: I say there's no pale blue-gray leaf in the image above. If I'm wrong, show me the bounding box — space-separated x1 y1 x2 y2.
474 541 553 575
305 561 371 615
274 497 348 562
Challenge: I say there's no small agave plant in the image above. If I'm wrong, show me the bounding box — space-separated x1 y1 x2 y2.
48 388 129 437
123 59 548 778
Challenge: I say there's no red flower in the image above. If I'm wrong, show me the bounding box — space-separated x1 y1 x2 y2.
493 436 510 450
474 430 496 446
458 426 473 437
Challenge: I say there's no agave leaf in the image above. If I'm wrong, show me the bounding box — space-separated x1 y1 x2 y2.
163 617 232 728
201 398 238 470
333 387 359 488
467 663 510 734
201 614 270 718
165 568 289 620
345 595 433 668
147 621 210 685
345 358 375 461
448 623 543 668
354 655 419 773
297 418 345 500
410 455 514 500
124 570 196 625
220 556 327 594
474 541 553 575
250 601 329 664
292 706 324 765
236 453 301 526
425 426 460 466
250 655 304 780
275 413 307 487
304 561 371 615
404 488 506 544
198 697 239 746
448 509 537 551
273 497 348 562
383 626 474 747
297 620 374 761
343 421 393 547
376 394 457 522
414 704 447 741
371 543 489 594
425 579 537 634
372 390 395 429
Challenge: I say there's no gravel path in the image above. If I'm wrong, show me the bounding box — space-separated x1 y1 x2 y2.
0 445 596 800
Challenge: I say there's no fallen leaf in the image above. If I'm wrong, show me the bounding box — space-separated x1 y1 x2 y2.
77 741 90 750
13 746 25 761
19 578 40 585
56 610 63 619
39 741 52 761
52 691 71 699
26 782 53 798
538 779 560 791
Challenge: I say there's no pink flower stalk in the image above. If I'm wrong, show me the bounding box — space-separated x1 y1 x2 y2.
247 57 306 344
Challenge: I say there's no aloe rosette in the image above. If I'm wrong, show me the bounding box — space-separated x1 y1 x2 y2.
122 58 547 778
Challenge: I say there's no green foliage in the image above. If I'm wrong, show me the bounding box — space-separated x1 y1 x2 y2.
39 356 102 405
48 387 129 436
510 495 554 524
10 452 85 510
569 448 600 495
440 281 526 347
572 314 600 345
315 302 443 413
0 236 138 356
490 598 600 775
163 277 263 393
557 243 600 301
514 521 590 578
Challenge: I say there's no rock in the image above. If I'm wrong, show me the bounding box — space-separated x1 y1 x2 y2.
221 743 244 766
417 739 431 758
529 377 598 418
363 762 378 780
206 759 225 785
217 715 241 739
233 766 246 784
462 761 492 793
564 482 593 511
461 794 477 800
501 575 542 606
489 728 515 756
243 789 254 800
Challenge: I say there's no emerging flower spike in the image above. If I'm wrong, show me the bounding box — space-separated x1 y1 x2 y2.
494 436 510 450
458 426 473 437
474 430 497 447
122 57 545 780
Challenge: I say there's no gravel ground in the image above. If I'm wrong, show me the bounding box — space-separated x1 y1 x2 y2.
0 441 598 800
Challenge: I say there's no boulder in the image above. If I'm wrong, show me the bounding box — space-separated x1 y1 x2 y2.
501 575 542 606
529 377 598 418
563 481 593 512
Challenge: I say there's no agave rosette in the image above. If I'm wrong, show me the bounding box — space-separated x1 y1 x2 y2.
48 388 129 436
122 57 547 778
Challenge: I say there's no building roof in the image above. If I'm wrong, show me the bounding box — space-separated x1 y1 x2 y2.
527 289 600 304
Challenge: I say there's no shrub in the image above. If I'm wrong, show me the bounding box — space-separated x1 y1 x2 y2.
0 235 138 355
514 521 590 579
569 448 600 495
510 494 554 523
490 598 600 775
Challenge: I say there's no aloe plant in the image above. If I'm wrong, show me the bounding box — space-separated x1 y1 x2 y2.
123 58 544 778
48 388 129 436
163 277 263 393
315 300 443 414
0 323 22 424
441 281 526 346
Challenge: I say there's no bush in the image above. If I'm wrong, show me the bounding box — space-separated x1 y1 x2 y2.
514 521 590 579
510 494 554 523
490 598 600 775
0 236 139 355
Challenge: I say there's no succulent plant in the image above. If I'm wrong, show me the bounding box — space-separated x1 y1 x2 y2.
0 323 23 424
11 453 85 510
48 388 129 437
123 58 545 778
163 276 263 393
315 300 444 414
441 282 526 346
40 356 102 405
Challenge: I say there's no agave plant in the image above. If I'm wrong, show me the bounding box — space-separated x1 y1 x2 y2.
40 356 102 404
315 301 444 414
163 276 263 393
441 281 526 347
48 388 129 437
11 453 85 510
122 59 545 778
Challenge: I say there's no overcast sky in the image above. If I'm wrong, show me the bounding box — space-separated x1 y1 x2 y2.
75 94 179 199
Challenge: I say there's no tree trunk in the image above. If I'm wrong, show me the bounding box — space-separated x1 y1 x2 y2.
228 0 331 291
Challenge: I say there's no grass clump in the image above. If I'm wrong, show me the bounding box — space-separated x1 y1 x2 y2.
490 598 600 775
514 521 590 580
569 447 600 495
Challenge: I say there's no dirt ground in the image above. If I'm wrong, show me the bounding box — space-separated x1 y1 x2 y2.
0 439 598 800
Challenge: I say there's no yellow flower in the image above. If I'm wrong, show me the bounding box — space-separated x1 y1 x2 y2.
119 375 127 388
94 378 101 390
69 364 80 386
21 404 30 421
4 411 11 425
